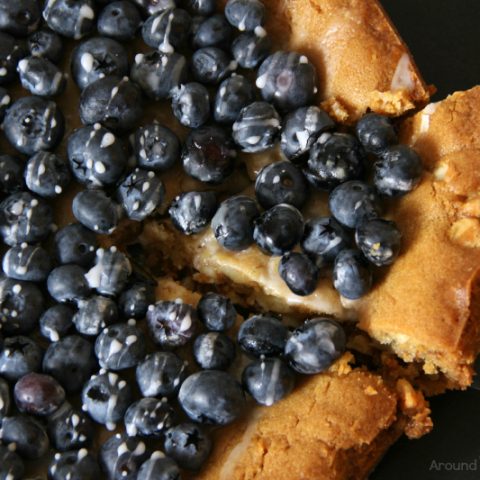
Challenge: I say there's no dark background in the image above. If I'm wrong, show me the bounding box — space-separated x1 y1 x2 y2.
372 1 480 479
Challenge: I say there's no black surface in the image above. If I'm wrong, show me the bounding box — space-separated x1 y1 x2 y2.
371 2 480 479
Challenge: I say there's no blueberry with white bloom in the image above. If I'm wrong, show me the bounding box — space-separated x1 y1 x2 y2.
3 244 51 282
285 318 346 374
0 444 24 480
193 14 234 48
193 332 236 370
54 223 98 267
191 47 237 85
232 101 281 152
197 292 237 332
278 252 320 296
97 1 142 41
0 0 40 36
0 33 27 86
73 295 118 336
0 336 42 382
49 449 100 480
214 74 255 124
225 0 265 31
17 56 65 97
39 304 74 342
355 112 398 155
0 88 11 122
27 29 63 63
119 282 155 319
238 315 288 357
171 82 210 128
133 0 175 15
332 249 372 299
42 0 96 39
232 30 270 69
0 155 23 194
124 397 175 438
47 265 90 304
183 0 216 15
138 452 181 480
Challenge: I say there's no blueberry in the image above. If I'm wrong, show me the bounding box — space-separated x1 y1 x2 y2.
24 151 71 198
74 295 118 336
97 1 142 41
14 372 65 416
131 50 188 100
193 332 235 370
179 370 245 425
0 377 11 422
169 191 218 235
329 180 381 229
39 305 74 343
72 37 129 91
355 113 398 155
301 217 350 263
171 82 210 128
43 335 97 393
0 0 40 36
255 160 308 209
0 155 24 194
119 282 155 319
48 402 94 451
138 452 180 480
85 247 132 297
232 101 281 152
136 351 188 398
225 0 265 31
0 444 24 480
281 106 335 160
211 195 259 251
0 415 49 459
164 423 211 470
0 278 44 335
54 223 98 267
285 318 346 374
142 8 191 52
135 123 180 172
49 449 101 480
0 192 53 246
182 126 236 184
100 433 148 479
3 96 64 155
80 75 143 132
332 249 372 299
47 265 90 303
3 244 52 282
214 74 255 124
242 357 295 406
147 300 197 348
133 0 175 15
43 0 96 39
27 29 63 63
72 189 121 234
253 204 304 256
17 56 66 97
0 33 26 86
0 336 42 382
355 218 402 267
0 89 12 123
374 144 423 196
232 30 270 69
197 292 237 332
256 51 318 112
125 397 175 438
193 14 233 48
304 133 365 191
182 0 215 15
238 315 288 357
278 252 320 296
191 47 237 85
82 371 132 430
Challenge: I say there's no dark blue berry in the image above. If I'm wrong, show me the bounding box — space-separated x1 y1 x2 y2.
182 126 236 184
0 444 24 480
278 252 320 296
355 113 398 155
211 195 259 251
138 452 180 480
242 357 295 406
225 0 265 31
256 51 317 112
164 423 212 470
74 295 118 336
0 155 23 194
197 292 237 331
0 336 42 382
43 335 97 393
43 0 96 39
281 106 334 160
0 33 26 86
133 0 175 15
119 282 155 319
27 29 63 63
285 318 346 374
24 151 71 198
136 351 188 398
255 160 308 209
238 315 288 357
171 82 210 128
17 56 64 98
191 46 237 85
214 74 255 124
49 449 101 480
2 244 52 282
169 191 218 235
47 264 90 303
193 332 235 370
183 0 215 15
131 50 188 100
147 300 197 348
0 89 11 122
193 14 233 48
0 377 11 422
39 304 74 342
253 204 304 256
0 0 40 36
124 397 175 438
3 96 64 155
329 180 381 229
232 101 281 152
14 372 65 416
54 223 98 267
374 144 423 196
98 1 142 41
332 249 372 299
232 30 270 69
